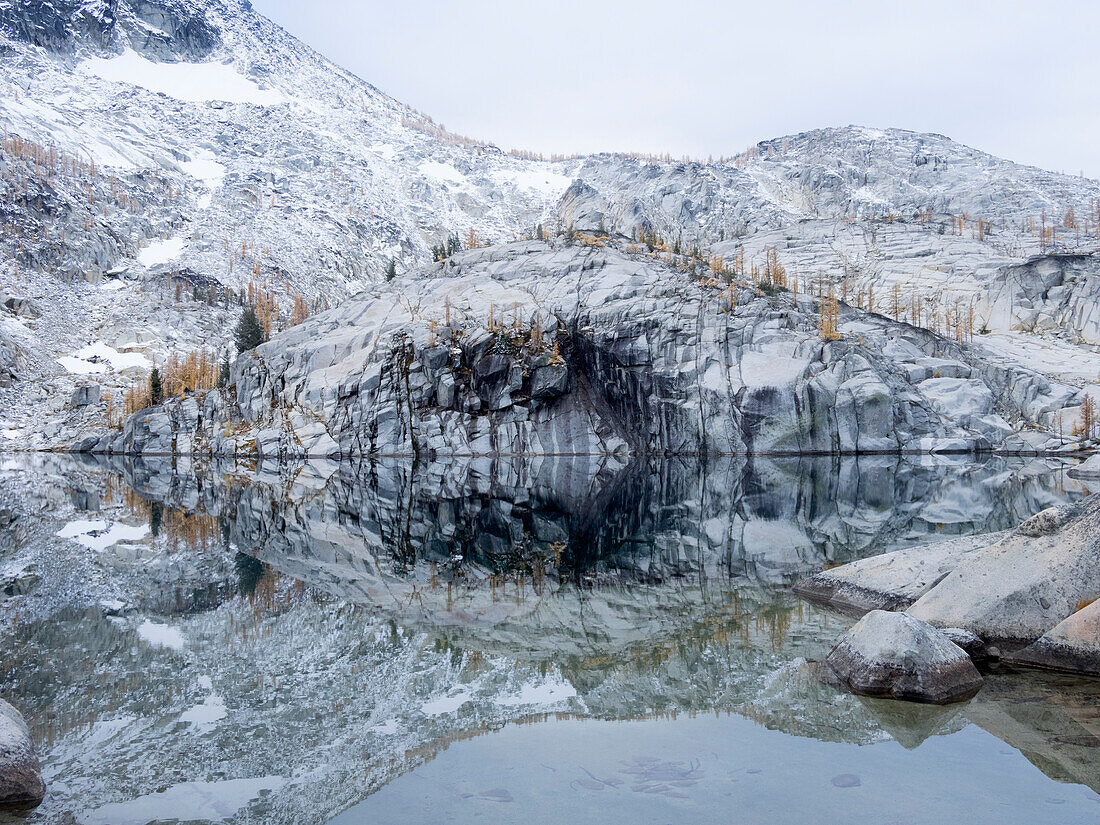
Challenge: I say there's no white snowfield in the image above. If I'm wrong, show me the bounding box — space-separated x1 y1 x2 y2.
418 160 466 185
179 147 227 208
57 343 152 375
81 49 284 106
491 167 574 196
137 235 187 268
136 619 186 651
56 518 151 551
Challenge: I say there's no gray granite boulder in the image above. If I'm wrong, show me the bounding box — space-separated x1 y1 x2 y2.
69 384 102 407
794 532 1006 613
1068 454 1100 479
1006 599 1100 676
825 610 984 704
800 495 1100 649
907 499 1100 645
0 698 44 809
0 334 24 388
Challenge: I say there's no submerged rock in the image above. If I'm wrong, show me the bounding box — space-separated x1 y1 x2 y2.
825 610 984 704
0 698 45 809
1006 599 1100 676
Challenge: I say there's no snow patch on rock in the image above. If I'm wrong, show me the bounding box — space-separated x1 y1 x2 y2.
57 343 151 375
418 160 465 185
138 235 187 268
136 620 186 651
56 519 150 551
81 49 283 106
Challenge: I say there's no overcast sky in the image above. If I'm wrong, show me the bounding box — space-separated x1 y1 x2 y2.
252 0 1100 178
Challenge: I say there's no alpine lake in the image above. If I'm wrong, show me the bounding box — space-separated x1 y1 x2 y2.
2 452 1100 825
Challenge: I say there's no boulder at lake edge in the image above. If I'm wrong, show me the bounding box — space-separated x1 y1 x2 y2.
1006 598 1100 676
794 532 1003 614
1068 454 1100 479
0 698 45 809
907 500 1100 644
825 610 984 705
798 496 1100 649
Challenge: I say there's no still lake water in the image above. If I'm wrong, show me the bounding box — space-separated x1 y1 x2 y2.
2 452 1100 824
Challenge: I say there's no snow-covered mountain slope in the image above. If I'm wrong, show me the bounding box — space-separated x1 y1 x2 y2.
2 0 1100 450
561 126 1100 243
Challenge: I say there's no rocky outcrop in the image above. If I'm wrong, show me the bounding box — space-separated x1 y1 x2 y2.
825 610 984 704
794 531 1008 613
0 291 39 319
0 698 44 809
0 334 24 388
986 254 1100 346
0 0 220 59
1068 454 1100 478
1006 599 1100 676
907 500 1100 644
82 389 226 456
798 494 1100 650
69 383 101 407
87 241 1070 459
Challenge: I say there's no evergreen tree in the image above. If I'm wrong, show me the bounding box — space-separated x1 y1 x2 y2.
235 306 266 353
218 352 231 388
149 367 163 405
431 232 464 262
234 551 266 596
385 258 397 281
446 232 462 257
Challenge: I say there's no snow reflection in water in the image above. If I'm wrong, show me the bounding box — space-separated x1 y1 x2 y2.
0 453 1098 824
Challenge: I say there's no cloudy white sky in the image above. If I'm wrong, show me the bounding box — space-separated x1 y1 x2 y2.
253 0 1100 177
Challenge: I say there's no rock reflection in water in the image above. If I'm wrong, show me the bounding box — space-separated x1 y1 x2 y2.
111 452 1080 606
0 453 1096 824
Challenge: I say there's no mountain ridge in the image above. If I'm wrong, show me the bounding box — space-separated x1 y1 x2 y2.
1 0 1100 453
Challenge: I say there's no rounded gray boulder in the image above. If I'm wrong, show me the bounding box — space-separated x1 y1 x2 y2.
0 698 45 809
826 610 984 705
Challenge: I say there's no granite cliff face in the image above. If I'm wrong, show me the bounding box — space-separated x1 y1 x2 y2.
82 240 1086 458
2 0 1100 455
0 0 221 57
985 254 1100 345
